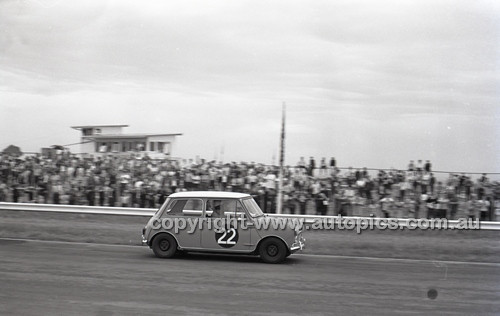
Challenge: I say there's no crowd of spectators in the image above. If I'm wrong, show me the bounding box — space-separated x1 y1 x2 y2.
0 152 498 221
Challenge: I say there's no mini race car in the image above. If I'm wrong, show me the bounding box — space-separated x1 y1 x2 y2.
142 191 305 263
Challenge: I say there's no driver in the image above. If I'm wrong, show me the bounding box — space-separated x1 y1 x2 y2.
207 200 222 217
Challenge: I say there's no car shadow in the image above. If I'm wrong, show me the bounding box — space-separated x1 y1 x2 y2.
143 251 302 264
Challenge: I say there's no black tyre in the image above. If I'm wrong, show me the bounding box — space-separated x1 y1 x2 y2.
259 237 287 264
152 234 178 258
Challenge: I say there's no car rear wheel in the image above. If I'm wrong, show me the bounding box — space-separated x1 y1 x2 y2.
259 238 287 264
152 234 177 258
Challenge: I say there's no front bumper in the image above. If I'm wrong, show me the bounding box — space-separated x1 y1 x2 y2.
141 226 148 246
290 235 305 253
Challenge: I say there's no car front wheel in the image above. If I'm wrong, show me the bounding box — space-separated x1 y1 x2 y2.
259 238 287 264
152 234 178 258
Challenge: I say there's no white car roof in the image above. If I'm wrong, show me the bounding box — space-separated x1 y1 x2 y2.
168 191 251 199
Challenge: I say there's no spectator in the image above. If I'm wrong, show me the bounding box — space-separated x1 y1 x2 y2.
416 160 423 173
0 152 497 222
365 177 374 205
476 180 485 200
53 181 63 204
0 182 7 201
297 190 308 215
479 198 491 221
356 176 366 198
379 196 394 218
400 174 411 201
319 158 328 176
284 190 296 214
310 179 321 211
424 160 432 172
479 173 489 184
467 195 479 220
121 189 131 207
425 194 437 218
329 157 336 169
316 191 329 215
308 157 316 177
297 157 307 172
429 173 436 195
421 172 430 194
448 189 459 220
408 160 415 171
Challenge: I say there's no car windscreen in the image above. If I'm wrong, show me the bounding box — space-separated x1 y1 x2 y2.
242 197 264 217
156 197 171 217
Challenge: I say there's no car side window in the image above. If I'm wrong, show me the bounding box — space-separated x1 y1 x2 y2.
206 199 246 218
206 199 223 218
166 199 203 217
221 200 236 217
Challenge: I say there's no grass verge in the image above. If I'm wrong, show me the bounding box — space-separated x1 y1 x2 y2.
0 210 498 263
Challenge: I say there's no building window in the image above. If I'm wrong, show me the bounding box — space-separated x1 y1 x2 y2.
99 143 107 153
157 142 164 153
83 128 92 136
150 142 155 151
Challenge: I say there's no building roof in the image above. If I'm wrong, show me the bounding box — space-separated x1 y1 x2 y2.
86 133 182 139
71 124 129 130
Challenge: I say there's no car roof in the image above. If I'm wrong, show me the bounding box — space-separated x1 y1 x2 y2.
168 191 251 199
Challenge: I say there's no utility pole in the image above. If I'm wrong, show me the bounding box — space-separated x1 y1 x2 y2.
276 102 286 214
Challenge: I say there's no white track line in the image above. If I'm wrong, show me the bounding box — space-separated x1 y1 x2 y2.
294 253 500 266
1 237 499 267
0 237 143 249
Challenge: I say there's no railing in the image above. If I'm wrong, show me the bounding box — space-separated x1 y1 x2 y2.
0 202 499 230
0 202 154 216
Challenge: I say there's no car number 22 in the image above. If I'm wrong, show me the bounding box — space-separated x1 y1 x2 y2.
215 228 239 248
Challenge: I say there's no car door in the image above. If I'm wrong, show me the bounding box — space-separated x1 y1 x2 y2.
230 203 258 252
161 198 203 249
201 198 255 252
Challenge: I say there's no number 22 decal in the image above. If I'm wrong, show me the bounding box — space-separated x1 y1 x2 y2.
217 228 237 245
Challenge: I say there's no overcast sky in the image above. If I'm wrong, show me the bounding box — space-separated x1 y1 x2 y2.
1 0 499 176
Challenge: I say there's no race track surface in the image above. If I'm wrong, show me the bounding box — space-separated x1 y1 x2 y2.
1 239 499 315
